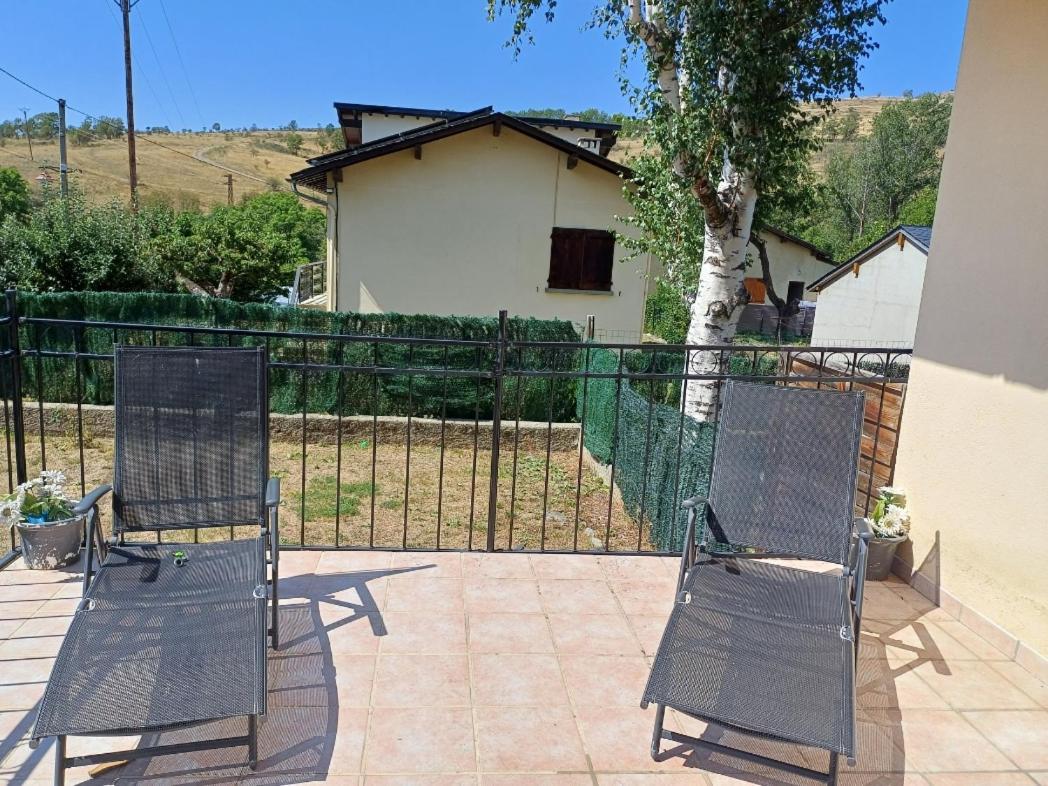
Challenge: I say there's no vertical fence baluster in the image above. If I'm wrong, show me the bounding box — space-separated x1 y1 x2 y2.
402 345 414 549
468 346 481 552
369 341 379 548
299 339 308 546
603 348 625 551
539 348 556 552
33 323 46 472
485 311 507 553
334 340 345 548
508 346 524 550
435 345 449 550
637 375 657 552
74 326 86 496
572 343 591 553
5 290 26 488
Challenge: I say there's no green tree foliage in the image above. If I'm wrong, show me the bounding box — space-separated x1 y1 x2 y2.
284 131 305 155
0 186 175 292
786 93 951 259
153 192 324 301
0 168 32 223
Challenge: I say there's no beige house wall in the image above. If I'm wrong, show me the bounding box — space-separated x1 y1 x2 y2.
893 0 1048 656
810 242 927 347
755 233 831 302
327 125 651 335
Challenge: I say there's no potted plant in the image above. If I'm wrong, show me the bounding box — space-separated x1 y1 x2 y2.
0 471 84 570
865 486 911 580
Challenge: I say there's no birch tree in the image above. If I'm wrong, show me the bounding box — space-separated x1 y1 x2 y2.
489 0 885 419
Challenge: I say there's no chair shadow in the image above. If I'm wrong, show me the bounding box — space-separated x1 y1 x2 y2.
10 562 434 785
656 575 949 786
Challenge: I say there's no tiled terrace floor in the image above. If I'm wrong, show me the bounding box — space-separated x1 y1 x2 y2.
1 549 1046 785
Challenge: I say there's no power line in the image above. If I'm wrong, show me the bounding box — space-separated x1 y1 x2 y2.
157 0 204 127
136 3 186 127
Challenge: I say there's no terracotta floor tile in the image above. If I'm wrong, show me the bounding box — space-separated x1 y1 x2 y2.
599 556 669 583
912 660 1038 710
529 553 605 580
538 578 620 615
1028 773 1048 785
871 709 1016 772
467 613 554 653
8 616 72 639
988 661 1048 709
364 707 475 774
596 776 709 786
321 611 384 654
864 585 928 621
548 613 643 655
856 659 951 710
316 552 392 575
470 653 569 706
870 619 1011 662
474 705 587 771
559 654 651 706
0 600 46 621
484 775 591 786
0 621 23 639
0 636 63 660
963 710 1048 770
31 598 80 617
390 551 463 578
627 615 670 657
462 579 542 614
462 553 533 580
373 653 470 707
378 612 467 653
923 776 1039 785
367 776 477 785
609 579 676 616
0 584 61 603
384 577 463 613
575 706 699 772
825 775 931 786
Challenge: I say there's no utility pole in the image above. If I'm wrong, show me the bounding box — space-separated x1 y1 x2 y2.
225 173 234 205
19 108 33 161
118 0 140 206
57 98 69 197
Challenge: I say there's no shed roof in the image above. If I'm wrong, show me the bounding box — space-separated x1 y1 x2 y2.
291 108 631 191
807 225 933 293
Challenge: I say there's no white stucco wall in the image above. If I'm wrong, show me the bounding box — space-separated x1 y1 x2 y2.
809 240 927 347
327 125 651 335
526 124 601 148
751 232 832 303
893 0 1048 658
360 113 446 143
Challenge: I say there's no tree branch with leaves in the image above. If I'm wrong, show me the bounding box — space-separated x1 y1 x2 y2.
489 0 885 419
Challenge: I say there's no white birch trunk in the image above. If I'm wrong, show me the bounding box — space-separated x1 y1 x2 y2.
682 168 757 422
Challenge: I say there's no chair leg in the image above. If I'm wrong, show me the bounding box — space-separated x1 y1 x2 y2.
248 715 258 770
826 752 839 785
650 704 666 760
53 735 66 786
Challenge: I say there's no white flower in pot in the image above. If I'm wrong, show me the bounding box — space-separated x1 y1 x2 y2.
864 487 911 580
1 470 84 570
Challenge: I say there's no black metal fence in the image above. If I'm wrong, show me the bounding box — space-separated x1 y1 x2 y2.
0 290 912 560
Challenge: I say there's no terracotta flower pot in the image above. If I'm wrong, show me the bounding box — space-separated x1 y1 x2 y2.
14 514 85 570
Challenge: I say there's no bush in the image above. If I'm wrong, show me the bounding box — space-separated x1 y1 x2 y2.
15 291 580 422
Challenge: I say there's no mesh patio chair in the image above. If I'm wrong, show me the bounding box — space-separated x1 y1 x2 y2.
641 381 871 786
29 346 281 786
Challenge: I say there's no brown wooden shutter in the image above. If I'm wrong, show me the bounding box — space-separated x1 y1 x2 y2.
743 277 766 304
548 228 581 289
580 231 614 291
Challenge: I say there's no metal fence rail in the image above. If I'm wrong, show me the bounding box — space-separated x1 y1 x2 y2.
0 290 911 561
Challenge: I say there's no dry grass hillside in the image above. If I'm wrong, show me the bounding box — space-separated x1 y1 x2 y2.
0 96 900 207
609 95 902 166
0 129 331 209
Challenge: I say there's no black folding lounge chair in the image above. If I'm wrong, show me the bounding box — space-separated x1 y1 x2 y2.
29 346 281 786
642 381 871 785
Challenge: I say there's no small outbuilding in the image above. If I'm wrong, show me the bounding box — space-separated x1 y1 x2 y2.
808 225 932 347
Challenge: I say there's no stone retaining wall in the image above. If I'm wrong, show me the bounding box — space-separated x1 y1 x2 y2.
18 402 580 452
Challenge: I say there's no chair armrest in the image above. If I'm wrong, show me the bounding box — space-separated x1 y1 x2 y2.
266 478 281 508
73 485 112 517
681 495 708 510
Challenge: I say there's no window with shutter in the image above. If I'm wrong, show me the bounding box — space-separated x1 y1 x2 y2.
743 277 767 304
547 227 614 291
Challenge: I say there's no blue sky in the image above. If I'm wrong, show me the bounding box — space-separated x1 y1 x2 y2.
2 1 968 130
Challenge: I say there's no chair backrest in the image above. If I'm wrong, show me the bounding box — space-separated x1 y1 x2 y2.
112 346 268 533
705 381 864 565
